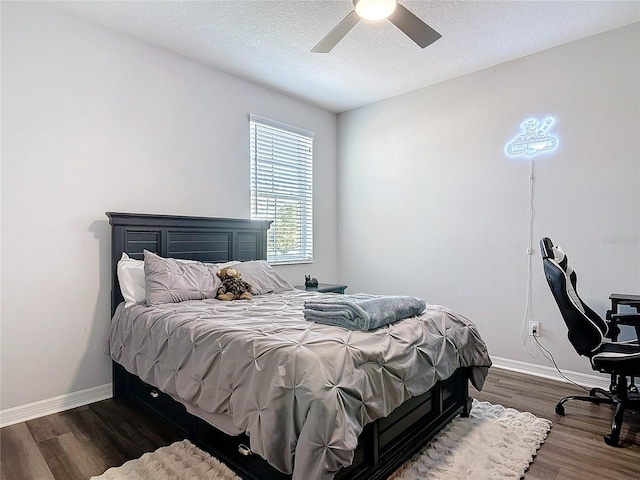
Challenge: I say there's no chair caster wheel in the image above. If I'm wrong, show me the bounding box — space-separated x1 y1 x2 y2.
555 404 565 415
604 434 620 447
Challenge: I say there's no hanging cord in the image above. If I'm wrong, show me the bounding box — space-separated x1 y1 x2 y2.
522 158 537 356
533 335 591 393
523 158 591 393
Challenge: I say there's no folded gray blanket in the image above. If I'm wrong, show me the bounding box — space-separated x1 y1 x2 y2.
303 294 426 331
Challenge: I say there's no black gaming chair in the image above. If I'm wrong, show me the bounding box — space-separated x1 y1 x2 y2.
540 237 640 446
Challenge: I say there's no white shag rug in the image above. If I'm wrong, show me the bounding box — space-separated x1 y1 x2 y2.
388 400 552 479
91 400 551 480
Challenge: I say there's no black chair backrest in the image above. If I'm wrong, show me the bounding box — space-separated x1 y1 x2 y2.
540 237 607 356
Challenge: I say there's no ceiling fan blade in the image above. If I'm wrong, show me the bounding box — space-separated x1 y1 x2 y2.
387 3 441 48
312 10 361 53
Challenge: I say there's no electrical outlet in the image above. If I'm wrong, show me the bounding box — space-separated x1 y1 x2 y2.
529 321 540 337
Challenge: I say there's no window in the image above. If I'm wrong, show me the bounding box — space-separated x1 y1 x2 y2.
250 114 314 264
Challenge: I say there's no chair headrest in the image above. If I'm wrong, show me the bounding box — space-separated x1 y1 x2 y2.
552 245 566 263
540 237 553 259
540 237 568 270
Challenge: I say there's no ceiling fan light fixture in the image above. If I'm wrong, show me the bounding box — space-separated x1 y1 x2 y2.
312 0 440 53
354 0 397 21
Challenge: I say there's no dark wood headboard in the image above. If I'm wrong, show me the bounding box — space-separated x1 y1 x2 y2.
106 212 272 315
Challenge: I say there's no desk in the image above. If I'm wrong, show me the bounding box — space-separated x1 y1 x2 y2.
607 293 640 335
608 293 640 391
609 293 640 313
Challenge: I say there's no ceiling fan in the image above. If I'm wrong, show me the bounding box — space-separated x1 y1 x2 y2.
312 0 441 53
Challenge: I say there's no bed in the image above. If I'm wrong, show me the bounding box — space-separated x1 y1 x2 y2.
107 212 491 480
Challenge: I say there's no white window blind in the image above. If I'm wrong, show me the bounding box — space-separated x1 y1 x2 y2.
250 114 314 264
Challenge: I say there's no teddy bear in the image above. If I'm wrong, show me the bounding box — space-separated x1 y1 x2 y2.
216 266 253 301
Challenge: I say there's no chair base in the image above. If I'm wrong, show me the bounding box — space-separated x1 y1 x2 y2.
555 378 640 447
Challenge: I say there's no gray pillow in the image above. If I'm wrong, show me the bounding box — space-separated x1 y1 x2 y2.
233 260 294 295
144 250 220 305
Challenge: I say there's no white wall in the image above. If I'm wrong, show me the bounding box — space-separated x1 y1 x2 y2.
337 23 639 378
1 2 338 410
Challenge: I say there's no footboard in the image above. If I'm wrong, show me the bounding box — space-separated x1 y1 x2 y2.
113 362 471 480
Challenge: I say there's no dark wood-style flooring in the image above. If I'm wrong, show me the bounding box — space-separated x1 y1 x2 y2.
2 368 639 480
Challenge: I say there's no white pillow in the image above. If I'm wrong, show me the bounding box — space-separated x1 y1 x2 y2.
117 252 146 307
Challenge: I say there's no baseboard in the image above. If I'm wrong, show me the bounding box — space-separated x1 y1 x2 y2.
491 356 611 390
0 383 112 428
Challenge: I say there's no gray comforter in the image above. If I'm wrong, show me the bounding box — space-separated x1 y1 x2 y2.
109 290 491 480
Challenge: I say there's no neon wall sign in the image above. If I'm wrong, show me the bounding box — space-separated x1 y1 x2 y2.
505 116 559 158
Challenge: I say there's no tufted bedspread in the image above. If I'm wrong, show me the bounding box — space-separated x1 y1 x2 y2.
109 289 491 480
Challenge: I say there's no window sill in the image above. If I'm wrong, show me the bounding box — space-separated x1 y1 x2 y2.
269 260 313 266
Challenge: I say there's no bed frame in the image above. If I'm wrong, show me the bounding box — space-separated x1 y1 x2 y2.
107 212 472 480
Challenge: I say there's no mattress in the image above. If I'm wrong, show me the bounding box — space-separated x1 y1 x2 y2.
109 289 491 480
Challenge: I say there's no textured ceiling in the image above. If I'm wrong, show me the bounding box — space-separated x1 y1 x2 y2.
47 1 640 113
